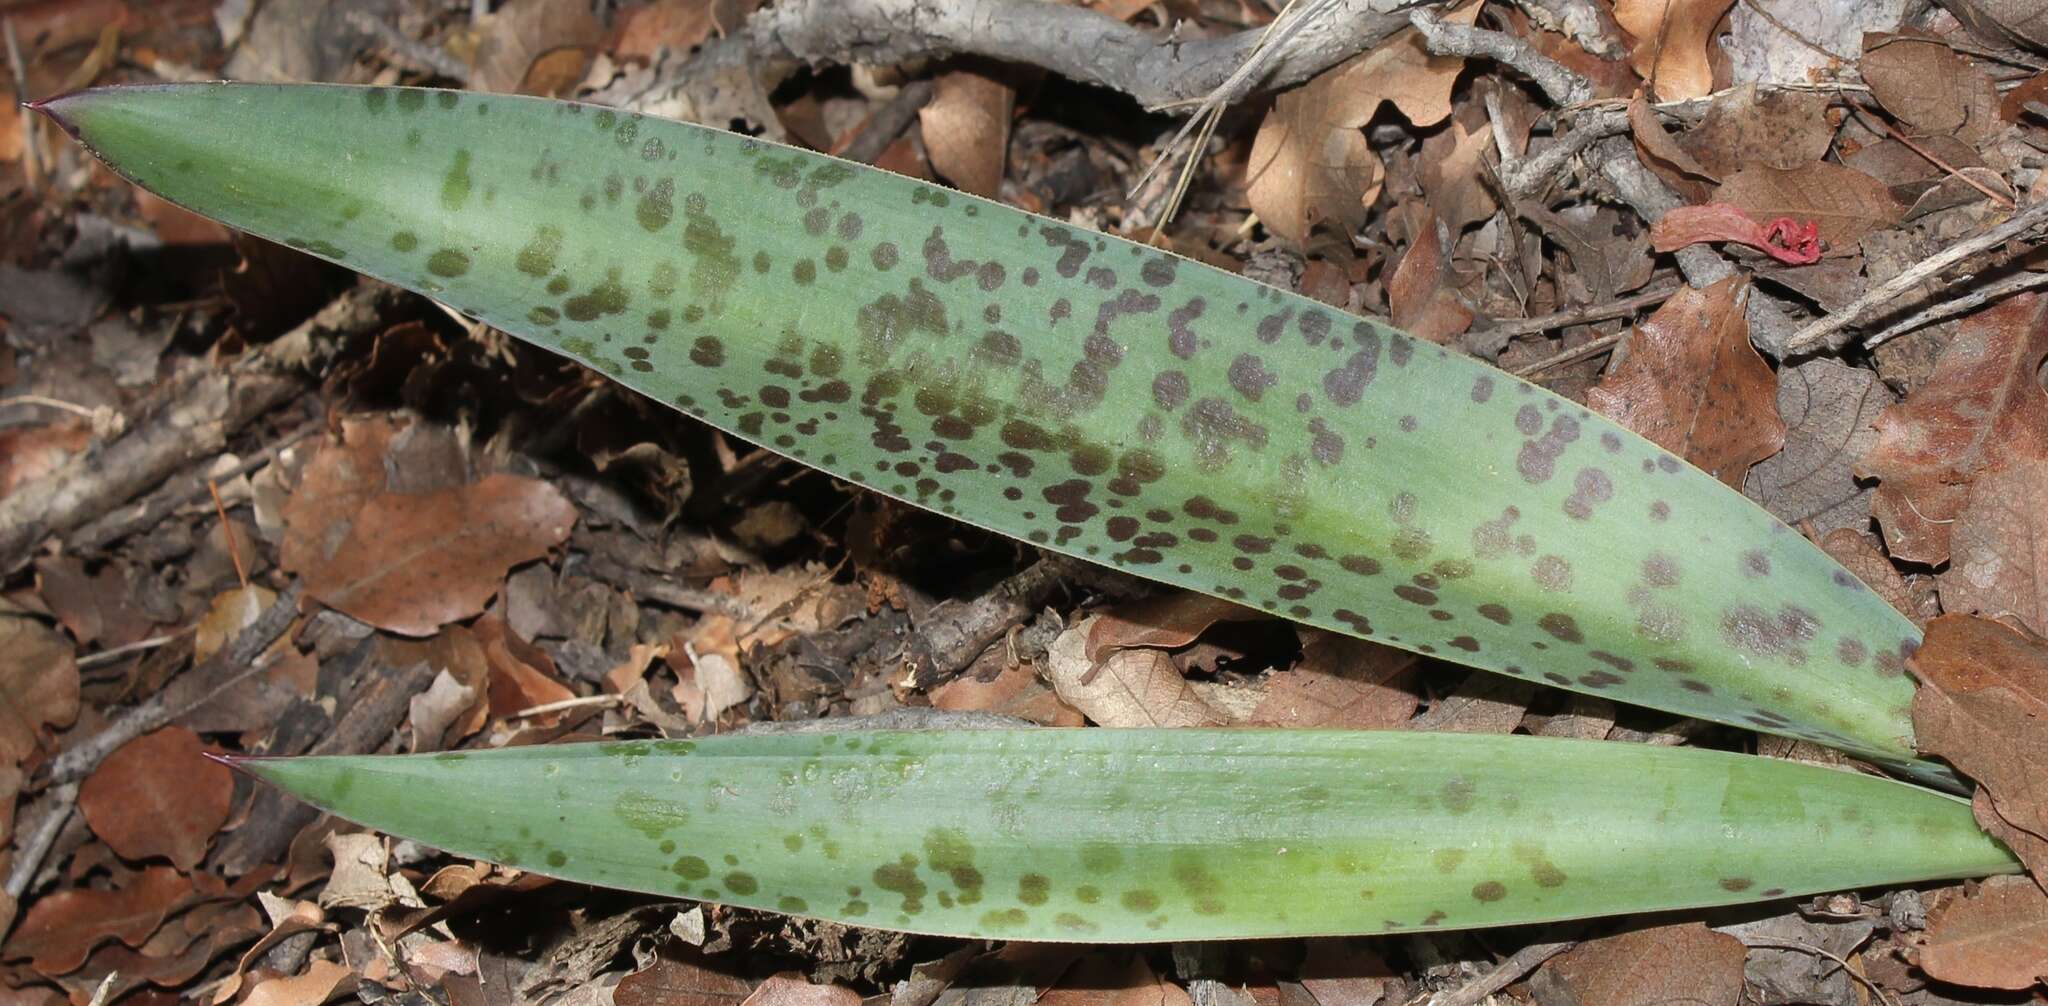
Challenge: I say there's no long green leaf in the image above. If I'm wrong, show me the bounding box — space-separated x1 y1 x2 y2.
42 83 1934 777
229 731 2017 941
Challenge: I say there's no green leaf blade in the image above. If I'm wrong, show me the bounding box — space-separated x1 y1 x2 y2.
235 731 2017 942
43 83 1929 775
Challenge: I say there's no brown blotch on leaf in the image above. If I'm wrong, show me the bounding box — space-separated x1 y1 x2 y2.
1539 613 1584 644
1471 881 1507 902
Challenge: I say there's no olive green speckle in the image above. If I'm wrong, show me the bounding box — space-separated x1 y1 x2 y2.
1080 842 1123 873
441 150 473 211
426 248 470 277
778 896 808 913
724 871 759 895
784 834 804 852
1121 890 1160 913
672 855 710 880
517 226 562 277
616 789 689 840
1018 873 1050 906
1471 880 1507 902
1076 885 1101 904
546 849 569 868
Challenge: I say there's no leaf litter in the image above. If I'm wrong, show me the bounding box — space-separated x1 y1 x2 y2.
4 0 2048 1001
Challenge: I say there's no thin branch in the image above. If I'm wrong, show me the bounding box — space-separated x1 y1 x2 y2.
1408 8 1593 106
1863 269 2048 350
1782 198 2048 355
747 0 1416 112
1423 940 1576 1006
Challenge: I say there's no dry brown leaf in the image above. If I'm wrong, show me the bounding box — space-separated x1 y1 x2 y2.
1742 358 1894 536
1920 876 2048 990
0 421 90 498
1859 294 2048 565
1862 35 2000 142
1249 631 1418 729
740 976 860 1006
920 68 1014 199
615 948 755 1006
1245 3 1479 244
1942 458 2048 633
1049 618 1227 727
474 616 575 722
932 659 1086 726
78 727 232 872
1713 163 1902 252
279 417 400 576
1 865 192 975
1680 85 1834 177
1417 104 1498 234
57 903 266 1001
1537 922 1746 1006
0 614 78 765
1909 614 2048 882
1039 955 1193 1006
1818 529 1916 622
243 959 353 1006
612 0 752 62
469 0 602 96
386 629 492 749
1082 593 1263 664
194 584 274 663
1629 92 1715 200
1612 0 1737 100
1588 277 1784 486
1386 215 1474 344
291 473 575 637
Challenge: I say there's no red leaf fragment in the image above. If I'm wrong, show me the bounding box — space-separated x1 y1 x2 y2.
1651 204 1821 264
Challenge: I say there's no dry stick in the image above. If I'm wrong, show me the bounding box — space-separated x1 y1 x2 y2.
1782 198 2048 356
1864 269 2048 350
3 17 40 194
836 79 935 166
67 426 317 554
1491 283 1681 341
746 0 1415 111
1423 940 1576 1006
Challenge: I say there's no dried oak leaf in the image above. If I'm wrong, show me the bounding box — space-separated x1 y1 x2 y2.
1742 358 1894 537
1 865 192 975
1680 85 1833 177
78 726 232 871
1858 293 2048 565
1612 0 1737 100
1588 277 1784 487
57 902 267 1001
1713 163 1903 251
1861 35 2000 142
0 614 78 765
1387 214 1474 344
615 948 755 1006
1049 617 1228 727
278 416 400 577
1629 91 1715 201
740 976 860 1006
1245 2 1479 244
244 959 354 1006
470 0 602 95
1920 876 2048 990
1082 593 1264 664
920 67 1014 199
1039 954 1195 1006
290 473 576 637
1249 631 1418 729
1818 529 1917 621
932 659 1086 726
1536 922 1745 1006
1942 458 2048 633
1909 614 2048 882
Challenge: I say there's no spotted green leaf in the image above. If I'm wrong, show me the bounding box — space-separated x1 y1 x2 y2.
227 730 2017 941
41 84 1934 778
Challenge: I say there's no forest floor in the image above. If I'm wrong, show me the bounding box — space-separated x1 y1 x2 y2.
2 0 2048 1004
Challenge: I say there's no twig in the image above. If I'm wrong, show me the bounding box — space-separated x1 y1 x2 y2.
344 10 473 84
1740 939 1897 1006
900 555 1078 689
67 426 317 555
1782 198 2048 355
0 394 98 419
41 584 303 786
1488 282 1681 340
2 782 77 906
1422 940 1575 1006
507 694 627 719
1408 8 1593 106
1863 269 2048 350
747 0 1414 111
1512 332 1624 376
836 78 935 165
77 632 180 670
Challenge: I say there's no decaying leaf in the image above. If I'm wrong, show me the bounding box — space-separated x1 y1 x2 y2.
919 67 1015 199
1 865 193 975
1861 35 2000 141
1248 631 1418 729
1941 458 2048 633
242 959 354 1006
1245 2 1479 244
1818 529 1917 622
0 613 79 765
468 0 603 95
1919 876 2048 990
1909 614 2048 882
1081 593 1263 664
1535 922 1746 1006
1386 214 1474 344
1679 86 1834 177
1612 0 1738 100
1859 293 2048 565
1650 204 1820 264
1048 616 1228 727
289 473 576 637
1742 358 1894 537
1713 163 1903 251
1588 277 1785 486
77 727 232 871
